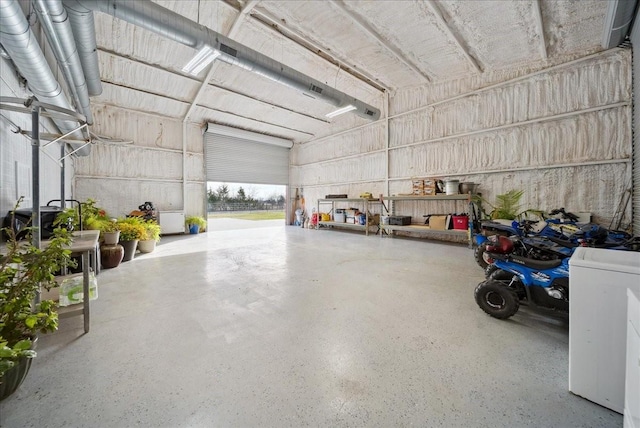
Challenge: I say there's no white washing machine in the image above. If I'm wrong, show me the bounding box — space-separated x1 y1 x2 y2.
568 247 640 414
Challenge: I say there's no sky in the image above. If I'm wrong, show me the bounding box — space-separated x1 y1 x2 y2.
207 182 285 200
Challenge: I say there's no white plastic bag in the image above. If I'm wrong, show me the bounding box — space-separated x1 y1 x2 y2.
59 272 98 307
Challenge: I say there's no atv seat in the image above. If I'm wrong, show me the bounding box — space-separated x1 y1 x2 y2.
510 255 563 270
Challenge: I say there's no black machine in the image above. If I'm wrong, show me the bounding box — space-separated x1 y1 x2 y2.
2 206 64 240
2 199 80 240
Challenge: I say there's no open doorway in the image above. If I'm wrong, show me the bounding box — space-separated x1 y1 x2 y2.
207 182 286 231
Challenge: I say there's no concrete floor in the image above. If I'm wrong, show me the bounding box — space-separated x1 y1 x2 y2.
1 220 622 427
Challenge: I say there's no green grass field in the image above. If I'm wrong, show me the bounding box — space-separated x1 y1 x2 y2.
208 211 285 221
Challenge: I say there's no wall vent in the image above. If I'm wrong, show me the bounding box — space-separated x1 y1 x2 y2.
220 43 237 58
309 84 323 94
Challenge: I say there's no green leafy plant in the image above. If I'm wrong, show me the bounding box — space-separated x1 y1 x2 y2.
473 190 528 220
1 198 73 377
99 219 118 233
115 217 146 241
185 216 206 230
54 198 108 231
142 220 161 242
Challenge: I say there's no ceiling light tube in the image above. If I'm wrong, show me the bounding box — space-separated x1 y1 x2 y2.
182 46 221 75
325 104 357 118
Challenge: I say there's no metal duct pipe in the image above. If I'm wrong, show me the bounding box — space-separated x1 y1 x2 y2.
64 0 101 95
34 0 93 125
0 0 90 155
602 0 638 48
61 0 381 121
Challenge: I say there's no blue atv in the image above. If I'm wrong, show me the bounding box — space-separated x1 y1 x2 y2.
472 208 581 269
473 208 636 269
474 235 570 319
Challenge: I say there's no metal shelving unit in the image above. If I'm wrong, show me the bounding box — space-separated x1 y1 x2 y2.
380 194 472 246
317 198 381 236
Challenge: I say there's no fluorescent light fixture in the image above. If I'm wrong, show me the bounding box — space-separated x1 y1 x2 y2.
182 46 221 75
325 104 357 118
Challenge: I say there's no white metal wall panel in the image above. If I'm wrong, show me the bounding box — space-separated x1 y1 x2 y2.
293 123 386 165
388 108 630 179
631 17 640 235
204 127 291 185
75 178 184 216
291 48 633 231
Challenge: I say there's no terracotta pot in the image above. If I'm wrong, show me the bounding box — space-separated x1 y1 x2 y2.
138 239 156 253
100 244 124 268
120 240 139 262
102 230 120 245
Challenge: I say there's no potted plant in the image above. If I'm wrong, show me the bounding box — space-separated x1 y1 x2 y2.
100 219 120 245
1 200 73 401
115 217 145 262
185 216 206 234
54 198 107 232
138 220 161 253
473 189 528 223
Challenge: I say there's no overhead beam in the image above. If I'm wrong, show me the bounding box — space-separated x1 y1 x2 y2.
206 82 330 123
424 1 483 74
329 0 432 84
249 7 389 92
183 0 260 122
98 80 314 133
194 104 315 136
533 0 548 59
97 48 327 122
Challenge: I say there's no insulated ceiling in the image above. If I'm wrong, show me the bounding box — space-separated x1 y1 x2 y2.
89 0 610 143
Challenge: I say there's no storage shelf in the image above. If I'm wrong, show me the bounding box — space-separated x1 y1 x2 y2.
383 194 469 201
380 225 468 236
381 193 473 247
317 198 381 236
318 221 366 229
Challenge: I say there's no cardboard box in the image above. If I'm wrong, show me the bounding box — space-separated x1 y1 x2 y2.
429 215 447 230
423 179 437 188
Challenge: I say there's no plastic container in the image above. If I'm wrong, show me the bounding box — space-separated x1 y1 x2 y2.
445 179 460 195
452 215 469 230
59 272 98 307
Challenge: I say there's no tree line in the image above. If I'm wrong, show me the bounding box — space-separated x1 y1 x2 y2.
207 184 285 211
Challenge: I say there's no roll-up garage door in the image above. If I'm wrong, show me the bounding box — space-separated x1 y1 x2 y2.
204 123 293 185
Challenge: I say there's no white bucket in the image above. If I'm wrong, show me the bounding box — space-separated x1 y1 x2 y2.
445 180 459 195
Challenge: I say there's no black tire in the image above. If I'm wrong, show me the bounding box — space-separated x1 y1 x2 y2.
474 280 520 319
474 245 490 269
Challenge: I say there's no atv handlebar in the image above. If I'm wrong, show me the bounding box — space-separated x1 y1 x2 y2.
548 207 580 222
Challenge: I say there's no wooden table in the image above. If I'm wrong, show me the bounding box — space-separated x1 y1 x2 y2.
43 230 100 334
